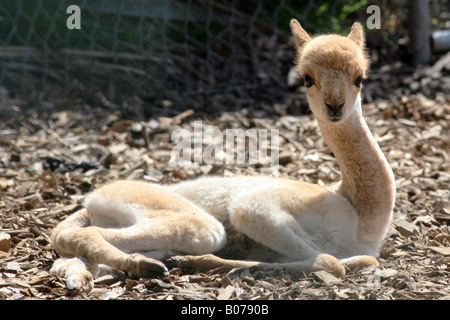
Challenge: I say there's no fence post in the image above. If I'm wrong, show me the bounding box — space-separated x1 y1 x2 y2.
409 0 431 65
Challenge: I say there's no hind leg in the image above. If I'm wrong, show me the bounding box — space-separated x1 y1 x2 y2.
53 222 169 275
99 213 226 256
83 180 227 269
51 180 228 292
51 211 226 292
50 257 94 293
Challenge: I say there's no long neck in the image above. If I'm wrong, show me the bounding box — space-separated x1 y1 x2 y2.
317 98 396 250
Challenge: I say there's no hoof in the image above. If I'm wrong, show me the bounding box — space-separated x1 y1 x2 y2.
66 271 94 294
50 257 94 294
314 254 346 277
125 253 169 278
341 255 379 273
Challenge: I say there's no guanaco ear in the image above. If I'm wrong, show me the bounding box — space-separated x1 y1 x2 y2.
348 22 365 48
290 19 311 57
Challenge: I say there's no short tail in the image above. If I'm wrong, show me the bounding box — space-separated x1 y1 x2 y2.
50 208 90 257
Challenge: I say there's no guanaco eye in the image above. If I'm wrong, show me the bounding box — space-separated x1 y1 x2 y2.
354 76 364 88
304 75 314 88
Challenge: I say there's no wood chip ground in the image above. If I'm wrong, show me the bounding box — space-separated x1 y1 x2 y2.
0 59 449 300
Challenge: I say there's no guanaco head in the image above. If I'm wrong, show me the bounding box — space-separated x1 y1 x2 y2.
290 20 369 123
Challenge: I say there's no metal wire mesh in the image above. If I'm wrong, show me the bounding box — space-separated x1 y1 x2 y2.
0 0 448 107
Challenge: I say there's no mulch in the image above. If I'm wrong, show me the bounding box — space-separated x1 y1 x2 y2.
0 55 449 300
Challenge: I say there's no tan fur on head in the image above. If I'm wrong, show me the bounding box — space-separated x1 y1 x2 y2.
290 20 369 72
289 20 370 123
290 19 311 57
347 22 365 49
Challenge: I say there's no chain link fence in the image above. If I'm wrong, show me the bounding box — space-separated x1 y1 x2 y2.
0 0 448 109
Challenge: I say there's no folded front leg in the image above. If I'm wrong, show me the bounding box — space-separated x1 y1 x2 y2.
229 191 322 261
168 252 345 277
221 190 346 276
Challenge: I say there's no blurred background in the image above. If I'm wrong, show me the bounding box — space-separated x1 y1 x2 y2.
0 0 448 115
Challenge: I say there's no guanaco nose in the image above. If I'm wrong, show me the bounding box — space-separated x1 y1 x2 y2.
325 102 345 112
325 101 345 120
